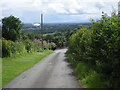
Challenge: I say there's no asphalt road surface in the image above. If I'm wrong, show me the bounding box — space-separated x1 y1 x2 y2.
3 49 82 88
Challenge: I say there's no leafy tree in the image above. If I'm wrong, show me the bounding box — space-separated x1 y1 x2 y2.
35 34 42 39
21 32 28 40
27 32 35 40
0 26 2 39
2 15 23 41
44 34 54 41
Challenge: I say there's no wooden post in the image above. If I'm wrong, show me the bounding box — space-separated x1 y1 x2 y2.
118 1 120 20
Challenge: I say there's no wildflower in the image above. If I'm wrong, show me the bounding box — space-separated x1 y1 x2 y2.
43 40 46 44
47 40 49 43
39 38 42 41
44 44 46 48
37 39 39 42
34 39 38 43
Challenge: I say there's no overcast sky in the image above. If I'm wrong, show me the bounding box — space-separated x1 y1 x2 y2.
0 0 119 23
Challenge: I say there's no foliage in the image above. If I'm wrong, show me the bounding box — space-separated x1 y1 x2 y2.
50 42 56 50
2 37 54 57
26 33 35 41
0 26 2 39
21 32 28 40
23 39 35 53
2 38 27 57
2 15 23 41
43 32 67 48
67 12 120 88
22 23 89 48
66 52 107 88
22 23 90 34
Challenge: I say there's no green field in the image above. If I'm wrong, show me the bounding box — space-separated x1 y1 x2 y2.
2 50 54 86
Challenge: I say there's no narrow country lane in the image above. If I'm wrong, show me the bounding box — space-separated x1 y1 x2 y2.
3 49 82 88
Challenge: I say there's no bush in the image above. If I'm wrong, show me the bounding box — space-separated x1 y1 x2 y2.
50 42 56 50
67 12 120 87
2 37 55 57
11 41 27 55
75 63 90 79
23 40 35 53
2 38 12 57
34 39 51 51
81 70 106 88
2 38 27 57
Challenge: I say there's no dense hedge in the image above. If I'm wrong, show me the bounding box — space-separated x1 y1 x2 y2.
67 12 120 87
2 38 27 57
2 38 56 57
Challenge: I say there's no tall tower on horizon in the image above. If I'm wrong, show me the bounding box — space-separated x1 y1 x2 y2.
118 1 120 20
41 14 43 34
41 14 44 49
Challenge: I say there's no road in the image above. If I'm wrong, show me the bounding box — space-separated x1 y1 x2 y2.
3 49 82 88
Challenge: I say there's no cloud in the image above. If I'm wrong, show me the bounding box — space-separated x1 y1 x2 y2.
95 2 104 9
0 0 119 23
48 3 69 14
69 9 78 14
1 0 118 14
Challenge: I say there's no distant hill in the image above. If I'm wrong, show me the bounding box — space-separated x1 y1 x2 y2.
22 23 91 34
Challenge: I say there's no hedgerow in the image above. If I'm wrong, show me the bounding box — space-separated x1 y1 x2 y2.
67 12 120 87
2 38 56 57
2 38 27 57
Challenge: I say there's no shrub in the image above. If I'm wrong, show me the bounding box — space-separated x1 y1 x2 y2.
2 37 54 57
2 38 12 57
50 42 56 50
11 41 27 55
23 40 35 53
67 12 120 87
2 38 27 57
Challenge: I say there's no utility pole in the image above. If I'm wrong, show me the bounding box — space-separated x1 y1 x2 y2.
41 14 44 49
118 1 120 20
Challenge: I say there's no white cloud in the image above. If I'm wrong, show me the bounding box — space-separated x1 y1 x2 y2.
0 0 119 22
69 9 78 14
48 3 69 14
33 0 42 7
1 0 119 13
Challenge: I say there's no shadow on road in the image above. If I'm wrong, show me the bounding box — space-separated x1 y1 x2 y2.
63 54 76 77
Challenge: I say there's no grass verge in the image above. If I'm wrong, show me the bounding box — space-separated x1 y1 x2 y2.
2 50 54 86
0 58 2 88
66 51 108 88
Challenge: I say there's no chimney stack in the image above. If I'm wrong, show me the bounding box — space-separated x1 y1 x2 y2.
118 1 120 20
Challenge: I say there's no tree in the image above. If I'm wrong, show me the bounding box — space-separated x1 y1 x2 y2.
44 34 54 41
27 33 35 40
0 26 2 39
21 32 28 40
2 15 23 41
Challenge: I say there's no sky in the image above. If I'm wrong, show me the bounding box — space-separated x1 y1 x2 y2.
0 0 119 23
